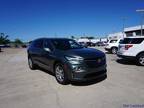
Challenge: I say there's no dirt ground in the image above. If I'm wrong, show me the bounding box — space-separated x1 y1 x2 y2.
0 48 144 108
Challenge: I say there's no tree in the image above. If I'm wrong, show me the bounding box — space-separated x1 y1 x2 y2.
80 37 85 39
0 33 10 45
87 37 95 39
14 38 23 47
80 36 95 39
71 36 75 39
0 33 10 52
14 38 23 45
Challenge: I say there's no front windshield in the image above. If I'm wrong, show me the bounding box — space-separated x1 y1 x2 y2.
51 39 83 50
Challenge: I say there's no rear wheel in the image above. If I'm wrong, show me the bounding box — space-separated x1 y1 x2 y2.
137 53 144 66
28 56 37 70
55 63 69 85
111 47 118 54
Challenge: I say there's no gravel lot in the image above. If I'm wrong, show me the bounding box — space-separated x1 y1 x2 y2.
0 48 144 108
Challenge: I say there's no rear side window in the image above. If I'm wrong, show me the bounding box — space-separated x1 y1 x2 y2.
122 38 144 44
33 39 44 48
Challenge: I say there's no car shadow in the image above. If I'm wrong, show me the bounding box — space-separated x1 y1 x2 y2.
116 58 136 65
71 75 107 86
0 49 3 52
37 67 55 76
105 51 112 54
36 67 107 86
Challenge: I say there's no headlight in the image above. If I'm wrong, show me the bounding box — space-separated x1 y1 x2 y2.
65 56 83 64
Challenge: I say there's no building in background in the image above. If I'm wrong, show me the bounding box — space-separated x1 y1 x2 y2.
77 38 90 43
100 38 108 42
90 39 100 43
108 25 144 40
77 38 108 44
124 25 144 37
108 32 126 40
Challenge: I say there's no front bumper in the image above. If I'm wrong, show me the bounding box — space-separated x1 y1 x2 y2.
70 65 107 81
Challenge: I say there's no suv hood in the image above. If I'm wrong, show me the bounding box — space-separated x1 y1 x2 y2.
64 48 105 59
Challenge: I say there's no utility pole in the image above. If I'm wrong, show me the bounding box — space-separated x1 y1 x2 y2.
136 9 144 36
122 17 127 38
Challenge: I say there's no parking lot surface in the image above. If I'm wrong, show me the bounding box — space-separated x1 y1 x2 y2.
0 48 144 108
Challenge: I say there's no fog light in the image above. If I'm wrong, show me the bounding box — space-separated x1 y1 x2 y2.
72 65 85 72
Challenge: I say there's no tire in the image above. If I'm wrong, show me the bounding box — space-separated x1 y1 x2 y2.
54 63 69 85
28 56 37 70
111 47 118 54
136 53 144 66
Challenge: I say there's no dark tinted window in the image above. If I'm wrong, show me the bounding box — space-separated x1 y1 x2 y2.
33 39 43 48
44 40 53 51
119 39 124 44
122 38 144 44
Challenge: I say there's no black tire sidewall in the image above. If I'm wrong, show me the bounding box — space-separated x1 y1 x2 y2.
28 57 36 70
55 63 68 85
137 53 144 66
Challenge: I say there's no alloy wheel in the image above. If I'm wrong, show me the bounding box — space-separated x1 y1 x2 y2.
112 48 117 54
28 58 33 69
139 56 144 66
55 65 65 82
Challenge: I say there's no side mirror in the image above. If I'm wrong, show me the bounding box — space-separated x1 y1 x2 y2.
44 48 51 52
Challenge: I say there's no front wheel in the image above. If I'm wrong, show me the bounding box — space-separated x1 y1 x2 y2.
55 63 69 85
137 53 144 66
111 47 118 54
28 57 37 70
